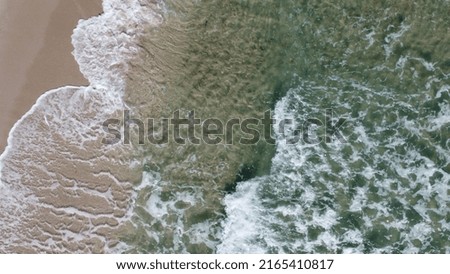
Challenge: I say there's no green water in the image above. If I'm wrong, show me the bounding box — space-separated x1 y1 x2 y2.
123 0 449 253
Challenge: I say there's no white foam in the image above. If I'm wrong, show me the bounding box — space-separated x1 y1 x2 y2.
383 23 410 59
131 170 222 252
0 0 164 253
364 30 376 49
435 84 449 99
220 76 449 253
1 0 163 174
217 178 267 254
72 0 163 93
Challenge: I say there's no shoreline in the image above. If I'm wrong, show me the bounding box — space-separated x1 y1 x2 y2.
0 0 160 253
0 0 103 153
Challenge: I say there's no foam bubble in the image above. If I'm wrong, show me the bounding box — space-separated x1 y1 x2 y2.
217 178 267 254
0 0 164 253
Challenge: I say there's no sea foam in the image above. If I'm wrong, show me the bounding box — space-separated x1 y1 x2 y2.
0 0 163 253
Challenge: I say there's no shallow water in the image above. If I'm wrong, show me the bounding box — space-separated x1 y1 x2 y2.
122 0 449 253
217 0 450 253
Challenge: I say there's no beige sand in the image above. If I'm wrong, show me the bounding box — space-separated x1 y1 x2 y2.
0 0 103 153
0 0 154 253
0 0 142 253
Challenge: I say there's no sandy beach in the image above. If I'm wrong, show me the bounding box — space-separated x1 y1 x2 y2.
0 0 103 153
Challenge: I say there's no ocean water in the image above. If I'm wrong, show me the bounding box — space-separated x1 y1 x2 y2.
0 0 449 253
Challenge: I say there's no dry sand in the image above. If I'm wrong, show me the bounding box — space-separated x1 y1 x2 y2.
0 0 103 153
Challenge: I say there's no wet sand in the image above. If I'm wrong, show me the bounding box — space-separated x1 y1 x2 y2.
0 0 103 153
0 0 150 253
